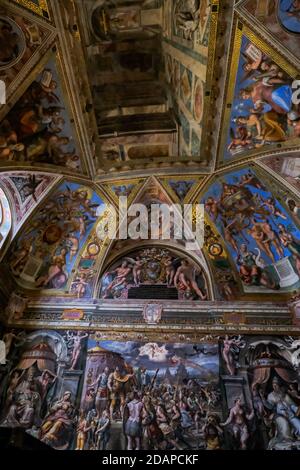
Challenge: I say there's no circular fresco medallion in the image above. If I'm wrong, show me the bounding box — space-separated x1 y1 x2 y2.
87 242 100 256
0 17 26 70
43 224 63 244
208 243 223 257
193 79 204 123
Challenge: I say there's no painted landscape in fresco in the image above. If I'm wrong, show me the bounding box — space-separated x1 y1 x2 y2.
8 181 104 290
202 167 300 292
225 34 300 160
1 330 300 450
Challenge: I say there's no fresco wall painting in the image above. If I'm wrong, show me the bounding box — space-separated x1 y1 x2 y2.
6 181 106 291
0 171 60 234
0 53 83 171
241 0 300 61
98 247 208 301
202 166 300 294
1 329 300 450
220 23 300 165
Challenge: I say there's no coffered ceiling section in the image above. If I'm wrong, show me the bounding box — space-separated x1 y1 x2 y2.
76 0 219 173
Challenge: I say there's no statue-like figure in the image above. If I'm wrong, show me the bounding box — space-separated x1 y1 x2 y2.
107 366 135 421
265 377 300 449
174 0 201 40
3 377 41 429
221 335 244 376
40 391 76 449
174 260 207 299
67 331 88 370
221 397 254 450
124 391 144 450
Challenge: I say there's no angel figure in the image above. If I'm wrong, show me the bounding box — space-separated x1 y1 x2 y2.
222 335 245 376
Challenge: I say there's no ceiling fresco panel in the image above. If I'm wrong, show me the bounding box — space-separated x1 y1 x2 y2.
99 178 146 206
159 175 205 203
0 51 86 172
0 2 55 107
201 165 300 295
240 0 300 63
259 153 300 194
5 181 108 292
0 170 60 234
218 21 300 167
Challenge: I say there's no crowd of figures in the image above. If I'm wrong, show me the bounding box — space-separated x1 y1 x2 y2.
8 182 102 290
227 36 300 159
0 60 80 170
203 168 300 292
1 331 300 450
78 371 222 450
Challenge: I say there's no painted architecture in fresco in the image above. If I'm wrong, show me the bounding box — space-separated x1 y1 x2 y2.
0 0 300 453
241 0 300 60
1 330 300 450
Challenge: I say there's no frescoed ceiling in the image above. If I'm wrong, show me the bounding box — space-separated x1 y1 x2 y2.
0 0 300 311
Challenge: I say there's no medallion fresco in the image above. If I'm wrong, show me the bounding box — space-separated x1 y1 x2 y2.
202 167 300 293
7 181 105 290
222 26 300 163
1 329 300 450
0 55 82 171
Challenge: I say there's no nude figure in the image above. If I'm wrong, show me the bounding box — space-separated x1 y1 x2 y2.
164 256 175 286
174 260 207 300
248 223 275 263
104 261 132 297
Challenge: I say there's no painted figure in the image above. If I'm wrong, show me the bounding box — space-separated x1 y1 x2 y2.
221 397 254 450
